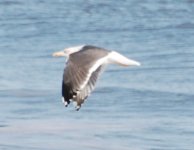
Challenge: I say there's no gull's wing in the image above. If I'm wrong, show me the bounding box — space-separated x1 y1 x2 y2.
62 46 109 103
74 65 104 106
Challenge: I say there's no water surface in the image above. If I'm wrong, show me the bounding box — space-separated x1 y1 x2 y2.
0 0 194 150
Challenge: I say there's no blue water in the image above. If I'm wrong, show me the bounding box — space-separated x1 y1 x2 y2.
1 0 194 149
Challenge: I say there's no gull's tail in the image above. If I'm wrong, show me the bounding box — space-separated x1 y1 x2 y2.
108 51 141 66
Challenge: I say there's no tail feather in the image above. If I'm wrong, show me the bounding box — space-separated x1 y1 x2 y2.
108 51 141 66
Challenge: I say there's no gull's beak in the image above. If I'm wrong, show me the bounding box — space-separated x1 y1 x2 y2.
52 51 66 57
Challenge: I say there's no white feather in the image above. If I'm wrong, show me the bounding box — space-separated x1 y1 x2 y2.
65 45 85 55
107 51 141 66
79 55 109 89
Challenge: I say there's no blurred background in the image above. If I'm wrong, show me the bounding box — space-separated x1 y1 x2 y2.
0 0 194 150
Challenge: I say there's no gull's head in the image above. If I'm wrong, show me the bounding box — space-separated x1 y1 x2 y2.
52 45 85 57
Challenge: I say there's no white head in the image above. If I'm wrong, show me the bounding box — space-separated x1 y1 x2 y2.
53 45 85 57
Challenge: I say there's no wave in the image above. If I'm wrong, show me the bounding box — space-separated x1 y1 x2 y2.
0 89 56 98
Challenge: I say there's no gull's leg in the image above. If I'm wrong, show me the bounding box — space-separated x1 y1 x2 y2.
75 105 81 111
73 101 81 111
61 97 69 107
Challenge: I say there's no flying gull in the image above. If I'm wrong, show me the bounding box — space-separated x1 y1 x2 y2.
53 45 140 110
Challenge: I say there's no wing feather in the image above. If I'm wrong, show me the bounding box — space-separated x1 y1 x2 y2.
74 65 104 105
62 61 89 101
62 46 109 103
